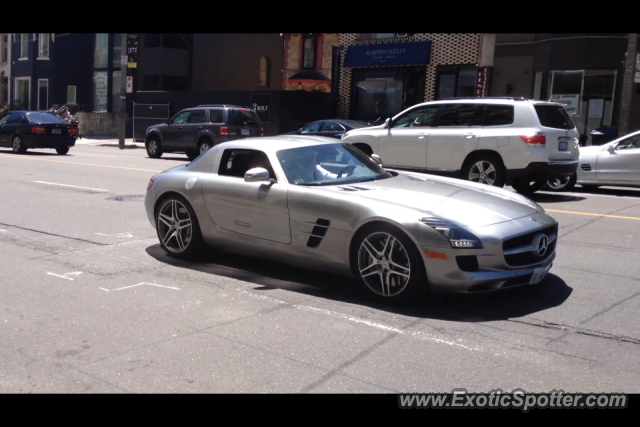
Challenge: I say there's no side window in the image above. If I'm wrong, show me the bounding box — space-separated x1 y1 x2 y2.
187 110 206 123
617 135 640 150
0 114 10 125
218 149 276 180
7 112 25 124
322 121 345 132
300 122 322 133
208 109 223 123
171 111 191 124
437 104 484 127
392 106 439 128
483 105 514 126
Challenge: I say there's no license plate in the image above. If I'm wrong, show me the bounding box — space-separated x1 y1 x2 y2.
529 266 550 285
51 129 61 134
559 141 568 151
241 129 250 135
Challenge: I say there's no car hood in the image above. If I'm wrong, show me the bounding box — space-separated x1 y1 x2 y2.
320 172 541 227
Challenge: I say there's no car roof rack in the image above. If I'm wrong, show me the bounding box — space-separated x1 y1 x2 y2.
197 104 245 108
444 97 529 101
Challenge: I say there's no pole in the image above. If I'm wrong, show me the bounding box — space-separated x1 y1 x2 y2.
618 33 637 137
118 33 127 149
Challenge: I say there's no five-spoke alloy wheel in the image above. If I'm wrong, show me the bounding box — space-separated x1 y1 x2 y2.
156 196 203 258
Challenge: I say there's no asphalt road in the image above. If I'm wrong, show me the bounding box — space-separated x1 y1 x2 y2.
0 144 639 394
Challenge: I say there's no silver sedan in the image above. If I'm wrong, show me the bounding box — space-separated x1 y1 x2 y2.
144 136 559 301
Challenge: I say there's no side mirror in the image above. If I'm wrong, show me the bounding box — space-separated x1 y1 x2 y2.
383 118 391 128
244 167 273 182
607 144 617 153
370 154 383 165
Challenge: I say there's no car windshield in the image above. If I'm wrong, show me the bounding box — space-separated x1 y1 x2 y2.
340 120 371 129
26 112 65 124
276 143 392 186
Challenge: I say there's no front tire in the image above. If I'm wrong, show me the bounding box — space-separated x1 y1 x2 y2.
545 174 577 192
463 153 505 187
56 147 70 155
12 136 27 154
511 178 545 195
146 136 163 158
351 223 428 302
156 195 204 259
198 139 212 155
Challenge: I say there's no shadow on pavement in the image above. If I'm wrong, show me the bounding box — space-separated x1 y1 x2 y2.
527 193 587 203
146 244 572 322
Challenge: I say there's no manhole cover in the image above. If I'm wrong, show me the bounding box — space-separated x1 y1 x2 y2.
106 195 146 202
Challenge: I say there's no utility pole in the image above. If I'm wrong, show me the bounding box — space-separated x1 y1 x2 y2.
118 33 127 149
618 33 637 136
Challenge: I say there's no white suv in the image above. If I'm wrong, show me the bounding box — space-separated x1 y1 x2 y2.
341 97 580 194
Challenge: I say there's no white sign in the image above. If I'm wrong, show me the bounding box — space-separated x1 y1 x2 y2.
588 98 604 119
126 76 133 93
121 55 128 66
550 94 580 114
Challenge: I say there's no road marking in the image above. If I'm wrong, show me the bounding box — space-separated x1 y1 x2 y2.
72 153 118 158
546 209 640 221
34 181 110 192
0 229 6 232
538 190 640 200
95 232 134 237
99 287 110 292
47 271 82 281
0 154 162 173
107 282 180 292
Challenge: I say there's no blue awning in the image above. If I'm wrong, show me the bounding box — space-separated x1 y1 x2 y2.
343 41 431 67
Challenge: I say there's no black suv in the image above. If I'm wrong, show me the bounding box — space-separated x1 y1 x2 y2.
144 105 263 160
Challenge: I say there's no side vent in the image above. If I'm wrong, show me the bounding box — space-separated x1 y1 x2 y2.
306 218 331 248
337 185 372 191
581 164 592 171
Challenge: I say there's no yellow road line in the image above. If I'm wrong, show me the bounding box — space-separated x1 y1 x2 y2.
546 209 640 221
0 154 162 173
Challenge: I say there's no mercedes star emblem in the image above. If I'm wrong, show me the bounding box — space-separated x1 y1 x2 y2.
532 233 549 257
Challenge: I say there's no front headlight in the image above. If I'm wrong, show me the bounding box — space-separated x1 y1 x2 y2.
419 217 482 249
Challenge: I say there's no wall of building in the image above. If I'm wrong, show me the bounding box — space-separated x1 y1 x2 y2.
282 33 339 93
0 33 10 105
76 111 124 136
336 34 482 118
489 56 535 98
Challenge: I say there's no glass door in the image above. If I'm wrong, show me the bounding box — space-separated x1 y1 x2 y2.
351 68 405 122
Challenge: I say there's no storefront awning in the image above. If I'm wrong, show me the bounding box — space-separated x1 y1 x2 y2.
288 70 331 83
343 41 431 67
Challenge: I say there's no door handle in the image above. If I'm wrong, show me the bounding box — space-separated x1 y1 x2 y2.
465 133 475 138
198 126 203 129
418 133 426 139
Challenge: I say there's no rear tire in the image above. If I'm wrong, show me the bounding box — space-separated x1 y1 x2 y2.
350 223 429 302
545 174 576 192
512 178 545 195
12 136 27 154
198 139 212 155
56 147 69 155
462 153 505 187
146 136 163 158
155 195 204 259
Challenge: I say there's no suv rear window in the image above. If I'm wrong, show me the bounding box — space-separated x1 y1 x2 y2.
227 108 261 126
534 105 575 130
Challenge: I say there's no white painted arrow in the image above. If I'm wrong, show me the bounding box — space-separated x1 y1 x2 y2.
47 271 83 281
100 282 180 292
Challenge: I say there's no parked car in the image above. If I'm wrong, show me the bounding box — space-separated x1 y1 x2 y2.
0 110 78 155
341 97 580 195
145 135 558 302
144 104 263 160
283 119 372 139
544 129 640 191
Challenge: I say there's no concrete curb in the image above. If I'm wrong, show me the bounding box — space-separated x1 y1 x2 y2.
97 144 144 149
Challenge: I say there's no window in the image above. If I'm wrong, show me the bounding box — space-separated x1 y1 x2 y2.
66 86 77 104
359 33 411 40
438 104 484 126
436 65 478 100
94 33 108 68
483 105 514 126
7 112 26 124
143 33 189 49
37 79 48 110
208 109 223 123
534 105 575 130
617 134 640 150
25 112 64 123
300 122 322 133
15 78 30 110
259 56 271 87
302 35 317 70
1 34 8 63
227 108 260 126
219 149 275 179
112 33 124 67
171 111 191 124
38 33 49 58
392 106 439 128
322 122 345 132
93 71 108 112
187 110 206 123
20 33 29 58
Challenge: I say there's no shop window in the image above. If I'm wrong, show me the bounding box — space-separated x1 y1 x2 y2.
259 56 271 87
359 33 412 40
436 65 478 100
93 71 108 112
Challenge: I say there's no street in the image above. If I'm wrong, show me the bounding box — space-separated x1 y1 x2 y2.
0 143 639 393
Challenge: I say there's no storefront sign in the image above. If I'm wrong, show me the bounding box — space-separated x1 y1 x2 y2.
550 94 580 114
475 67 491 97
94 72 108 112
343 41 431 67
251 94 271 123
127 34 138 68
331 45 342 98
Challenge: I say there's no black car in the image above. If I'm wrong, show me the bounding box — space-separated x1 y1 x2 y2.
144 105 263 160
0 110 78 155
283 119 372 139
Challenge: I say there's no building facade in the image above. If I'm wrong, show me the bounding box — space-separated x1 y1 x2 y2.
335 33 495 122
0 33 10 107
282 33 338 93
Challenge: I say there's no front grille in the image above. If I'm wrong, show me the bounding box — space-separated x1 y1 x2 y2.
581 164 592 171
503 223 558 267
501 273 534 288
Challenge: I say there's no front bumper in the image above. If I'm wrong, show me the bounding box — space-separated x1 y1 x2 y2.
507 160 578 181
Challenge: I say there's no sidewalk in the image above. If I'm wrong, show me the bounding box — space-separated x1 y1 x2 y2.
74 135 145 149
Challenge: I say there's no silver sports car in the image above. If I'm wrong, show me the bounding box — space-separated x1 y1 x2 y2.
144 136 559 301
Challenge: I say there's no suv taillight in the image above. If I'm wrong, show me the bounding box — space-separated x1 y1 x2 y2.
219 126 229 136
260 127 264 136
30 125 46 134
519 132 546 147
